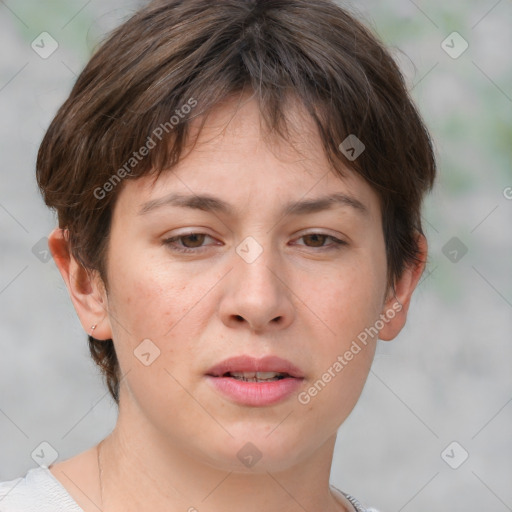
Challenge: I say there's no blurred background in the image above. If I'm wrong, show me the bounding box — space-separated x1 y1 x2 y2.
0 0 511 510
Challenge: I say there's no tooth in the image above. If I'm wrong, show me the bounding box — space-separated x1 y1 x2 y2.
255 372 281 379
230 371 256 378
229 371 283 379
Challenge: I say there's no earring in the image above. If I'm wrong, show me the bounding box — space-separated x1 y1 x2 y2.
89 324 97 336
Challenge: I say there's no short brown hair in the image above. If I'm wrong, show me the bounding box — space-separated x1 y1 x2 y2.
36 0 436 404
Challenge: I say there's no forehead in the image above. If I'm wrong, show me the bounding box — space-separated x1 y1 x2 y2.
115 95 381 223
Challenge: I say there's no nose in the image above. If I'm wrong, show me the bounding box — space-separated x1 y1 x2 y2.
218 245 295 334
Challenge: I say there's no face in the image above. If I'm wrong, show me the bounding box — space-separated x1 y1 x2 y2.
95 95 393 472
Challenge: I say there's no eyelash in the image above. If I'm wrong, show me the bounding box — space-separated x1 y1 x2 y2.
162 232 348 254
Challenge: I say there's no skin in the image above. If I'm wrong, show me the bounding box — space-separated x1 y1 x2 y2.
48 93 426 512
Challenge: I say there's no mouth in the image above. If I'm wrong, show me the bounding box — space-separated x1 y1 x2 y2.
206 354 305 380
205 355 305 406
218 371 293 382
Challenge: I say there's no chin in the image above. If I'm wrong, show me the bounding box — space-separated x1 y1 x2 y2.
195 426 315 474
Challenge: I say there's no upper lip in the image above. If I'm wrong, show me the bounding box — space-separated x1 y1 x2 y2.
206 355 304 378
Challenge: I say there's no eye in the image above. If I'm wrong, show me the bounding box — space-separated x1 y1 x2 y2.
294 233 347 250
163 231 347 255
163 233 218 254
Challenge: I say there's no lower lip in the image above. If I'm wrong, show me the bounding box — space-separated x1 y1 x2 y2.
206 375 303 406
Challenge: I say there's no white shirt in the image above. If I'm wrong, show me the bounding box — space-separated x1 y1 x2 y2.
0 467 83 512
0 467 380 511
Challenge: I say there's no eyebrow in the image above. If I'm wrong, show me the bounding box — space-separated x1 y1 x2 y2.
138 192 368 217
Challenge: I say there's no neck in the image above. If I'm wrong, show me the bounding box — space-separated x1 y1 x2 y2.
96 401 351 512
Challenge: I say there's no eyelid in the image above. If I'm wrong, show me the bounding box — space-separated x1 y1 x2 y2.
162 231 219 252
292 227 348 242
291 231 348 248
294 228 346 239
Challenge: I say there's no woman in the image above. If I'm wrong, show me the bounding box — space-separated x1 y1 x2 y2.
0 0 436 510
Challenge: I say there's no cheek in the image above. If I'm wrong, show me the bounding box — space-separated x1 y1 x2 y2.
107 251 208 340
308 254 386 344
295 253 385 421
104 259 209 412
311 267 380 375
104 253 224 389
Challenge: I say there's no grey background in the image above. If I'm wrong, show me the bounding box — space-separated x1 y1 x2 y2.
1 1 511 510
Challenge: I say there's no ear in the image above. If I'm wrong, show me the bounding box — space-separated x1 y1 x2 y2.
378 233 427 341
48 227 112 340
